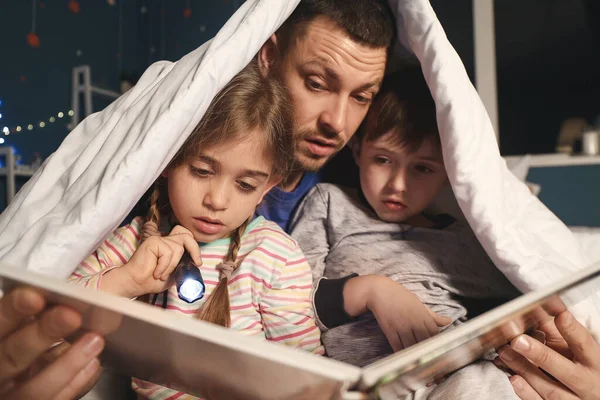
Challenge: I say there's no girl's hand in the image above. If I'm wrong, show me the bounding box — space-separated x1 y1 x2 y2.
102 225 202 298
344 275 451 352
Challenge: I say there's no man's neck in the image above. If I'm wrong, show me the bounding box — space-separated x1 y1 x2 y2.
279 169 305 193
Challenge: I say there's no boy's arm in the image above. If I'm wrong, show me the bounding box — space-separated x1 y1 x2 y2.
68 218 142 290
260 243 324 355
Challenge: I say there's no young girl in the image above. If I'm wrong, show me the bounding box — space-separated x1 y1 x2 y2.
69 60 323 399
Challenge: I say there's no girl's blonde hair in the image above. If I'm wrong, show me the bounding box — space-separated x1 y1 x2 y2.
146 59 294 327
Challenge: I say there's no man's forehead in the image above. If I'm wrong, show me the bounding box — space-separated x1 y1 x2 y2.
289 24 385 89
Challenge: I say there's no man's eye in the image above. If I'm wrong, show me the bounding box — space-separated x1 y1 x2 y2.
306 79 325 91
353 94 371 105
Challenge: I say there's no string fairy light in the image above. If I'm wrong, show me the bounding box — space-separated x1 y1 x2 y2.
1 109 74 136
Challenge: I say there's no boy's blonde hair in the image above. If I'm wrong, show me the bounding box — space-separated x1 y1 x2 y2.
146 59 294 327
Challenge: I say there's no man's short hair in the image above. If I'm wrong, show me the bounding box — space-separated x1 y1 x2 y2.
357 64 441 153
276 0 396 52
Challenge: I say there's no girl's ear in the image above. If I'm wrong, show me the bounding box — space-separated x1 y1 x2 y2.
257 178 281 205
258 34 279 77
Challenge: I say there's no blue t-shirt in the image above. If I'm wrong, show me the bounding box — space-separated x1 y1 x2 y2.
256 172 321 233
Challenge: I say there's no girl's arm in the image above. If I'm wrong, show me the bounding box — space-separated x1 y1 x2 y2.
260 242 324 355
68 218 143 291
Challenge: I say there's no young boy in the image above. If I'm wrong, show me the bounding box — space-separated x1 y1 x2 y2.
289 65 521 399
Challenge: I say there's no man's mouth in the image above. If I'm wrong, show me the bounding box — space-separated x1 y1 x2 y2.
305 137 338 157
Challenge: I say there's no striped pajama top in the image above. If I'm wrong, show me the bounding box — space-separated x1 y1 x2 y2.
69 216 323 400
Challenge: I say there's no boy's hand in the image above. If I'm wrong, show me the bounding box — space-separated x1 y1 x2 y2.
102 225 202 298
344 275 451 352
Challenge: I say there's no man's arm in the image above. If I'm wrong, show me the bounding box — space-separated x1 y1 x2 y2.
498 311 600 400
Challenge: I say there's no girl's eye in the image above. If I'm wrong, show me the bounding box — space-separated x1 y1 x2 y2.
374 156 390 165
238 181 257 193
190 166 212 177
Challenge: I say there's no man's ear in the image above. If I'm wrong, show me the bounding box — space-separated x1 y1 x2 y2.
258 34 279 77
350 137 362 165
257 178 281 205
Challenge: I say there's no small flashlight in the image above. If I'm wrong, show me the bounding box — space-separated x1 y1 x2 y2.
174 252 205 303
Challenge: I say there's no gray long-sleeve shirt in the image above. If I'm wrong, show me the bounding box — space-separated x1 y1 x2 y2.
289 183 521 368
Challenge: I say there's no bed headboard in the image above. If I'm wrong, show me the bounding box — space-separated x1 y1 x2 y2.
505 154 600 227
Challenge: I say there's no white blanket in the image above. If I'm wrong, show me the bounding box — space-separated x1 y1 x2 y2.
1 0 598 334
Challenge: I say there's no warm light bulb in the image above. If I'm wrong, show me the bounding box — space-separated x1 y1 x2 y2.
49 117 55 123
58 112 64 118
39 122 45 128
68 110 74 116
27 124 33 130
16 126 22 132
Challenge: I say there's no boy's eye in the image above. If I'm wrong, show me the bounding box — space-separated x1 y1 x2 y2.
374 156 390 165
238 181 257 192
416 165 434 174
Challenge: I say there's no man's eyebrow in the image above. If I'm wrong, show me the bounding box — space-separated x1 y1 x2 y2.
304 57 381 92
305 58 340 81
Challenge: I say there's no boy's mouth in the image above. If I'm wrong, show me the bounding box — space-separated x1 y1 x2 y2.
193 217 225 235
382 200 407 211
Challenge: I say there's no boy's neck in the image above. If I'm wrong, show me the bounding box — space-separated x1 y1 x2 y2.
279 168 305 193
404 213 437 228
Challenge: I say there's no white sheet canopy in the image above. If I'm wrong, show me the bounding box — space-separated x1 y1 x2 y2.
1 0 598 334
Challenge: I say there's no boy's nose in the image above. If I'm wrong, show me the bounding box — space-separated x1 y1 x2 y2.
387 169 408 192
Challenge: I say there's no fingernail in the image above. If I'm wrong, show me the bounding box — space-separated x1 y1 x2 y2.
513 336 530 352
511 376 524 390
13 288 38 314
82 334 104 356
563 312 573 326
498 347 515 361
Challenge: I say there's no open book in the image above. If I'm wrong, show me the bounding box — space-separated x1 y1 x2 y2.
1 262 599 400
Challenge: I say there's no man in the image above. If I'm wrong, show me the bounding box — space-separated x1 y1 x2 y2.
255 0 395 230
0 1 396 397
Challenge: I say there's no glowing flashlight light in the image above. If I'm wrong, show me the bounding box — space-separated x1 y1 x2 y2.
174 252 205 303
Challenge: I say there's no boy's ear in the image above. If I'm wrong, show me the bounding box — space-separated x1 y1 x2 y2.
257 178 281 205
350 136 362 165
258 34 279 77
